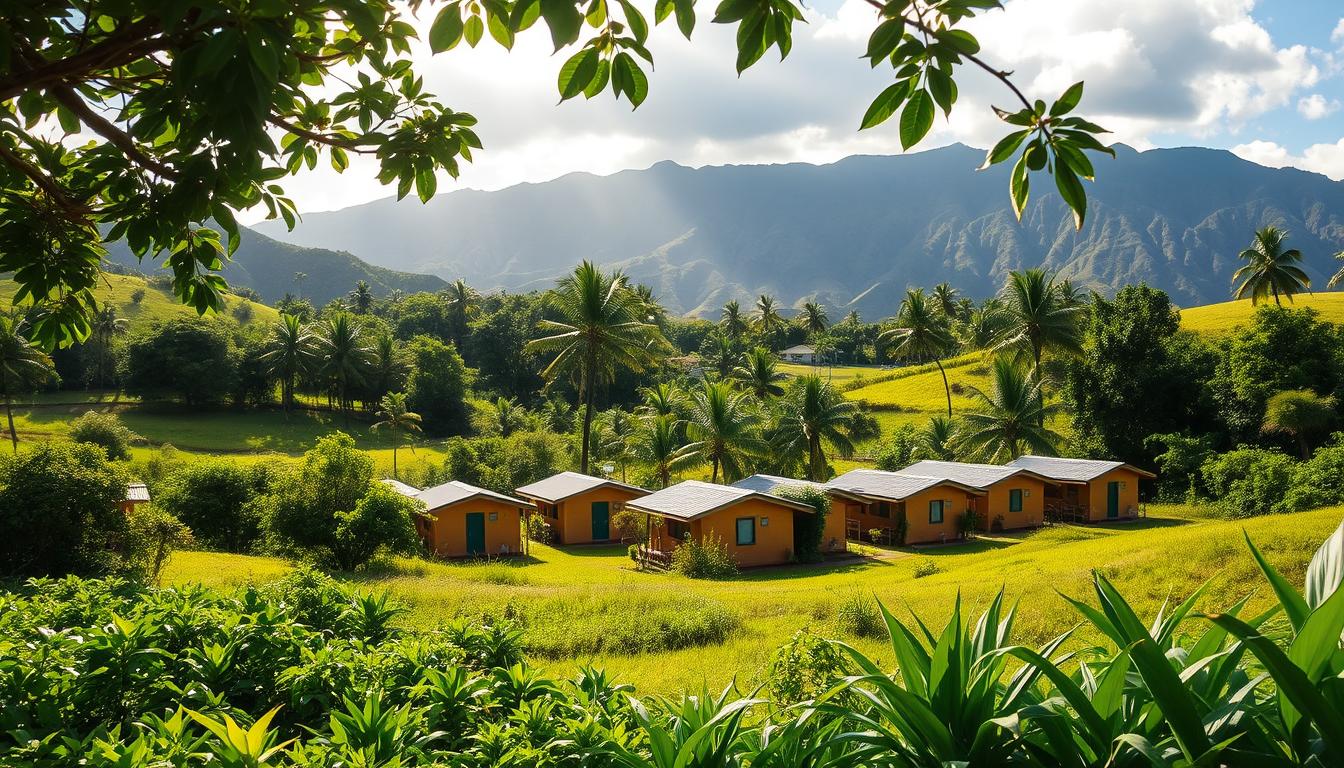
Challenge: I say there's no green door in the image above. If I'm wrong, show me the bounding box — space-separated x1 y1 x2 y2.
465 512 486 555
591 501 610 541
1106 482 1120 519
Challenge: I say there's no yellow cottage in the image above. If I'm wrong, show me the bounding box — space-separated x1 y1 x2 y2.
900 460 1055 532
412 480 531 558
1006 455 1156 522
730 474 847 554
631 480 818 568
514 472 649 544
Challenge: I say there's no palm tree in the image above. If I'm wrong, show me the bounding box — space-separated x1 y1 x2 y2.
1328 251 1344 290
956 357 1061 463
365 333 408 406
733 346 787 400
445 278 478 345
1263 389 1336 458
917 415 959 461
476 396 531 437
261 313 315 413
540 396 575 433
721 300 749 340
89 305 128 389
774 375 867 482
991 268 1085 401
633 413 695 488
700 330 741 379
799 301 829 338
844 310 861 326
880 288 958 416
348 281 374 314
637 382 686 417
371 392 422 479
683 379 763 483
595 408 637 482
959 298 1009 351
316 312 373 424
526 261 665 473
753 294 784 349
1232 226 1311 306
0 314 53 451
932 282 961 319
633 284 667 325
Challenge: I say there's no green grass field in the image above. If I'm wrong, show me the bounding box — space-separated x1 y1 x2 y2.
1179 291 1344 335
162 503 1343 694
1 273 279 332
777 363 892 385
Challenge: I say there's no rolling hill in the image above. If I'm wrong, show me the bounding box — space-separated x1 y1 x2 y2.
253 143 1344 316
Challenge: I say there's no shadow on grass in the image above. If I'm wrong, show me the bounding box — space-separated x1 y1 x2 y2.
551 544 631 558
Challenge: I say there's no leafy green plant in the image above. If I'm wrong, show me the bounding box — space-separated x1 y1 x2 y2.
834 591 884 639
669 530 739 579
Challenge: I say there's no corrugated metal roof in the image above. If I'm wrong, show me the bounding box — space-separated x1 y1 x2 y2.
900 460 1031 489
125 483 150 503
627 480 814 520
416 481 529 510
826 469 984 500
731 474 827 494
379 478 421 497
780 344 815 355
1007 455 1155 482
514 471 647 502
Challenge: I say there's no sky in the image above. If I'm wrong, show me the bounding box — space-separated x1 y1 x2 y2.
246 0 1344 221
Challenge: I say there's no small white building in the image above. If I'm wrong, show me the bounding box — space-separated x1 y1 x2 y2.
780 344 817 364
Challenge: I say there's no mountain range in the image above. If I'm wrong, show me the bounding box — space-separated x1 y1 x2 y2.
250 143 1344 316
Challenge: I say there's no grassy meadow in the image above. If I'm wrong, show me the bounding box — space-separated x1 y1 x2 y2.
162 503 1343 694
1178 291 1344 335
0 272 279 331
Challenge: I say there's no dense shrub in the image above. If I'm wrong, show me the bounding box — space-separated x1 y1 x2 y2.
432 430 572 495
67 410 141 460
775 484 830 561
764 628 850 704
154 460 270 552
1284 439 1344 512
669 530 739 579
121 318 239 405
124 504 194 583
874 423 918 471
526 513 554 545
404 335 470 435
834 590 885 638
912 558 940 578
1201 446 1296 517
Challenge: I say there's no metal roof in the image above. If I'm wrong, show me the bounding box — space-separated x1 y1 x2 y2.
899 460 1051 489
731 474 828 495
379 478 421 497
626 480 815 521
125 482 150 503
1006 455 1156 482
779 344 815 355
514 471 647 503
826 469 985 500
416 480 530 510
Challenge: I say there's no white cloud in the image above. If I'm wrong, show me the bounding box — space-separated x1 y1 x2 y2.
244 0 1336 221
1232 138 1344 180
1333 18 1344 46
1298 93 1340 119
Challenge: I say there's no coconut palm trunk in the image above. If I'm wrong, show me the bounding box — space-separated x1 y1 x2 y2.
4 394 15 452
580 356 596 474
936 358 952 417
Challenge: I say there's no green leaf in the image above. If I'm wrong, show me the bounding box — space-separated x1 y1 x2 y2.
584 59 611 99
1305 518 1344 609
980 129 1028 170
463 14 484 46
1050 81 1084 116
926 67 956 114
937 29 980 55
510 0 542 31
487 8 514 48
734 11 768 73
619 0 649 43
1009 152 1029 219
1054 140 1095 181
898 89 934 150
673 0 695 37
865 18 905 65
613 52 649 107
1246 531 1311 632
429 4 465 52
540 0 585 50
859 81 908 130
557 47 601 100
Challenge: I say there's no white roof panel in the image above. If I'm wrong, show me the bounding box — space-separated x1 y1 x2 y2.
628 480 813 520
514 471 646 502
416 480 529 510
1006 455 1153 482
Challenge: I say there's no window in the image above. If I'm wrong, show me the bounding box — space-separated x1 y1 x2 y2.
667 521 690 540
736 516 756 546
929 500 945 524
1009 489 1023 513
876 501 891 518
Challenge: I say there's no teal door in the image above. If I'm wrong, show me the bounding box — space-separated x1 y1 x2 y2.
466 512 486 555
591 501 610 541
1106 482 1120 519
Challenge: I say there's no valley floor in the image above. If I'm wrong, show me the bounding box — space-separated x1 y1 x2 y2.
163 503 1343 695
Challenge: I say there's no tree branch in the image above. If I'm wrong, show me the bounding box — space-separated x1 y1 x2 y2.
48 84 179 179
266 116 377 153
0 144 93 221
0 19 165 102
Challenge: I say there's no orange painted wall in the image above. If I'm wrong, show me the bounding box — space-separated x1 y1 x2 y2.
1086 469 1143 522
976 477 1047 531
421 497 523 557
819 501 846 553
552 486 646 544
696 498 800 567
903 487 976 544
840 498 901 540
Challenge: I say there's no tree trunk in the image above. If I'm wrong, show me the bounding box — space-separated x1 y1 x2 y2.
711 455 720 483
935 357 952 417
579 366 595 474
392 444 399 479
4 396 14 453
1299 433 1310 460
1273 287 1281 306
1033 345 1045 427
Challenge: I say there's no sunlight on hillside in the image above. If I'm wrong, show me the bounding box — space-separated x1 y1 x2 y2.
1180 291 1344 335
0 273 278 330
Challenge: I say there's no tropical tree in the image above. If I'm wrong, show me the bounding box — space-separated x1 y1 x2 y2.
721 300 750 340
734 347 788 400
474 397 532 438
959 298 1009 351
633 284 667 326
917 415 960 461
991 268 1086 407
700 331 742 379
594 409 637 482
1233 226 1311 306
881 288 958 416
316 313 374 424
1262 389 1336 458
799 301 829 340
956 357 1061 462
261 313 315 413
637 382 686 417
683 380 763 483
445 279 479 346
1328 250 1344 290
348 281 374 314
526 262 665 473
753 295 785 349
773 375 873 482
371 392 422 479
89 304 128 389
931 282 961 319
365 333 409 406
0 315 54 451
633 414 695 489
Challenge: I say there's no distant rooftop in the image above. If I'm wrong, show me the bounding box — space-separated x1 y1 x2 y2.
731 474 827 495
1006 455 1155 482
779 344 815 355
627 480 814 521
827 469 983 500
416 480 529 510
125 482 150 503
379 478 421 497
514 471 647 503
899 460 1048 489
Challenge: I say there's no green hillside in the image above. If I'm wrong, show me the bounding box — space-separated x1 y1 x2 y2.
1179 291 1344 335
162 503 1344 694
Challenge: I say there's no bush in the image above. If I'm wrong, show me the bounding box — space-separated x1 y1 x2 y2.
834 590 885 638
764 628 851 704
669 530 739 579
121 318 239 405
611 505 647 542
434 430 573 495
1284 439 1344 512
913 558 940 578
129 287 146 304
874 423 918 471
68 410 141 460
955 508 979 539
231 300 255 323
0 442 131 578
775 484 830 562
154 460 270 552
1201 447 1296 518
124 505 194 583
526 513 554 544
